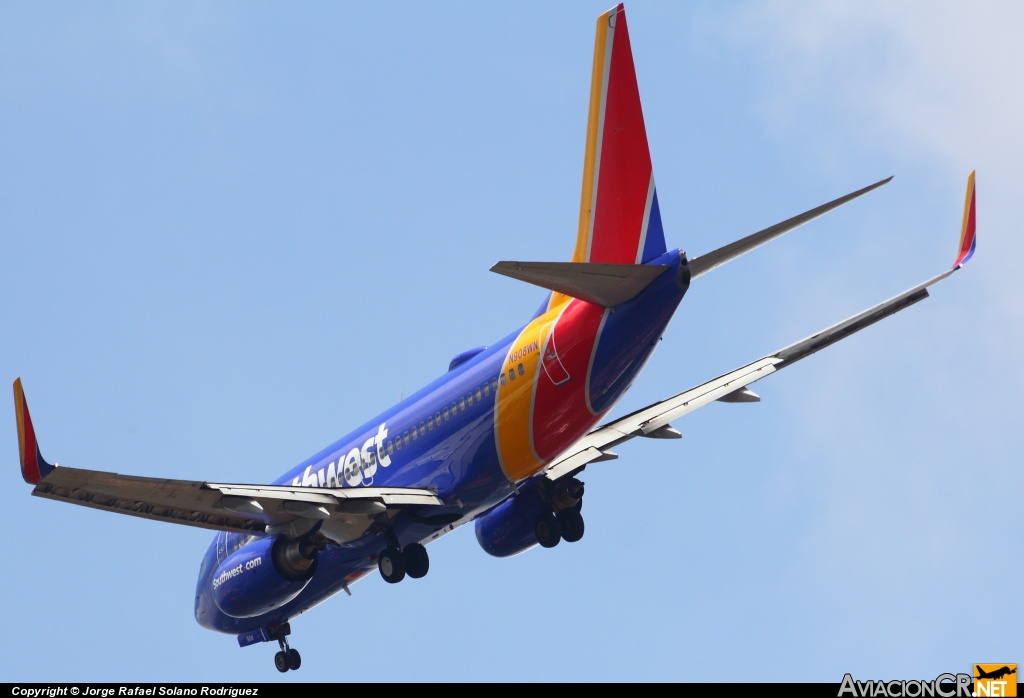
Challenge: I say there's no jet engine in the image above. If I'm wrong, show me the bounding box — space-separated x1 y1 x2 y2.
474 489 546 558
211 535 318 618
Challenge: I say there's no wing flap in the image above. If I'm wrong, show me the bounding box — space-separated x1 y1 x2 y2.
209 483 442 507
33 467 262 534
31 465 443 537
774 276 943 366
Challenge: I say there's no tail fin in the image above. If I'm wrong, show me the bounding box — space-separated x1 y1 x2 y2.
553 5 665 307
13 378 56 484
952 170 977 268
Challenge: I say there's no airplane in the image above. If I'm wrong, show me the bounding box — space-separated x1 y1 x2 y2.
13 4 977 673
975 666 1016 681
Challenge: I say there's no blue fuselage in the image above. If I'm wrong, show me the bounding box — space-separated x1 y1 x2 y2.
194 249 689 635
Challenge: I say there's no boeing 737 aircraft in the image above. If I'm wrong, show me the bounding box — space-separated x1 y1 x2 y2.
14 5 976 673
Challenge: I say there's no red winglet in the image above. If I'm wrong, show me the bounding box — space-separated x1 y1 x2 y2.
953 171 977 268
13 378 55 484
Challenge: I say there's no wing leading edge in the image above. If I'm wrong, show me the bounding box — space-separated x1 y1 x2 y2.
544 172 977 481
13 383 442 538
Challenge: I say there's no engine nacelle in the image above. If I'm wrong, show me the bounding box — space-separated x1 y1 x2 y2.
211 535 318 618
475 489 546 558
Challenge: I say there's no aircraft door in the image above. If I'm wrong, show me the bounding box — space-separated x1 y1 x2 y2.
541 322 571 386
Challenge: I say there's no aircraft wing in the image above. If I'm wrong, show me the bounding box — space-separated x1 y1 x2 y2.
30 467 442 536
14 380 442 538
544 172 977 482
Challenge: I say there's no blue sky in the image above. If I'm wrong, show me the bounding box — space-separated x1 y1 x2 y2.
2 1 1019 682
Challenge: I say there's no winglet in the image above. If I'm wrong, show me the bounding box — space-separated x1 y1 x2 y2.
952 171 977 268
13 378 56 484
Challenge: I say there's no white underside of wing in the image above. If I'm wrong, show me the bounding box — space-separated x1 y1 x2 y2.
544 358 780 481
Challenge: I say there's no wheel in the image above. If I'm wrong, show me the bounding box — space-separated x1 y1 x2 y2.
287 648 301 671
404 542 429 579
377 547 406 583
557 508 585 543
274 650 289 673
535 513 561 548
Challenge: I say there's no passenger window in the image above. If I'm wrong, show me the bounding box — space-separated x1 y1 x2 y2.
403 431 410 446
419 422 425 436
435 411 442 425
508 368 516 381
395 437 402 451
500 373 506 385
483 383 490 397
451 401 458 415
411 426 418 441
476 387 483 401
491 378 499 391
427 416 434 430
518 363 525 376
387 441 394 455
443 406 450 420
459 397 466 411
467 392 474 407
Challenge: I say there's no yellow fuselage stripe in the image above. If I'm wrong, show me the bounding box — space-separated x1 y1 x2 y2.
494 305 563 482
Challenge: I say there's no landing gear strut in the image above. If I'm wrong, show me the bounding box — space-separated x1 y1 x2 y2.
377 532 430 584
267 623 301 673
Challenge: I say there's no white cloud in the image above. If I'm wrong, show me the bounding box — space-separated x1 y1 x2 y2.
722 2 1023 672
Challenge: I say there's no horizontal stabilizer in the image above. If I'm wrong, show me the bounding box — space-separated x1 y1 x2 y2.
543 166 977 482
689 177 893 279
491 261 668 308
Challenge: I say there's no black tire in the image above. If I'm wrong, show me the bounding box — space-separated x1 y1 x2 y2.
287 648 301 671
378 547 406 583
535 513 562 548
557 508 585 543
404 542 429 579
274 651 289 673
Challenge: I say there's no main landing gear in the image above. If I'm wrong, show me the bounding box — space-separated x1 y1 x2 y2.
267 622 301 673
536 477 586 548
377 532 430 584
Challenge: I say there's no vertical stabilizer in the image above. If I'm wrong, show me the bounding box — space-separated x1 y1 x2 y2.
552 4 666 307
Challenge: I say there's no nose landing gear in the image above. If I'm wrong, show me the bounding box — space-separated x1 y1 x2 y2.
274 638 301 673
265 622 301 673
